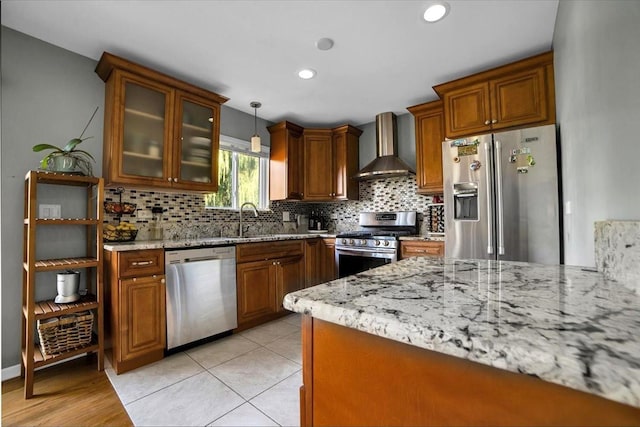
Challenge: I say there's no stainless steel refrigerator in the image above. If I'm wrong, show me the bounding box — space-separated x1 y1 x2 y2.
442 124 561 264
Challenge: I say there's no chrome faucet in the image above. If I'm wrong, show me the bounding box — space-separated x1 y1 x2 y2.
239 202 259 237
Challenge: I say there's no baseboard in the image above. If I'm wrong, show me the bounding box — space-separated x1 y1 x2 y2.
2 354 85 381
2 364 21 381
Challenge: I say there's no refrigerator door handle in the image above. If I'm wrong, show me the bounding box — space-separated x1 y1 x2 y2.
495 140 505 255
484 142 494 255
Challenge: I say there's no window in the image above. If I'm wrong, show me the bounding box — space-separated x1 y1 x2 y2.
205 135 269 210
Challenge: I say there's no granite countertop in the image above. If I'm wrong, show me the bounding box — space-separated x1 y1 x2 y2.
399 236 445 242
103 233 337 251
283 257 640 408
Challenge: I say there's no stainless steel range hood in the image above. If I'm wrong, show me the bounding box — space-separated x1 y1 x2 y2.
353 112 415 180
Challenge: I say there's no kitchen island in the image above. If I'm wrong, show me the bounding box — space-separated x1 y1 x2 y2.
283 257 640 426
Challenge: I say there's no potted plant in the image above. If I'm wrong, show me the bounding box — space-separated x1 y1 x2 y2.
32 106 99 176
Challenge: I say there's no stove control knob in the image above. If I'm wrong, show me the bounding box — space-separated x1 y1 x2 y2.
383 241 390 247
349 239 355 245
341 239 347 244
360 239 367 245
375 240 381 246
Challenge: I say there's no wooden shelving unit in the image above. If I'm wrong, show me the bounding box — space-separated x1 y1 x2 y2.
21 170 104 399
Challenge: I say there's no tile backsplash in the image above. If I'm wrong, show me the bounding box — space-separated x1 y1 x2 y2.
104 176 440 240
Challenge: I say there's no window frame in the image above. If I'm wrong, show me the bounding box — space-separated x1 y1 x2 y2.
205 135 270 210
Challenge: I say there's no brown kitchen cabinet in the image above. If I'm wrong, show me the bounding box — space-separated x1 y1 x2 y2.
96 52 228 192
305 238 322 287
268 121 305 200
434 51 555 139
407 100 445 194
400 240 444 259
303 125 362 201
305 238 337 287
236 240 305 328
104 248 166 374
321 238 337 282
236 260 277 324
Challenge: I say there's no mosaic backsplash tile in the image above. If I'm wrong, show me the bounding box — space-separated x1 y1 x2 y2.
104 176 441 240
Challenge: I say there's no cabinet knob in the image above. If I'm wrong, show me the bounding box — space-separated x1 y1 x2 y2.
484 120 490 125
173 178 178 183
491 119 498 124
167 177 172 182
161 278 165 284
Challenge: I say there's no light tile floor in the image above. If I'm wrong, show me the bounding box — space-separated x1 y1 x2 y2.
105 314 302 426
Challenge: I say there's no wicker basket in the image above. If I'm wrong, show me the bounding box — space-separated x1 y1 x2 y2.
37 311 94 356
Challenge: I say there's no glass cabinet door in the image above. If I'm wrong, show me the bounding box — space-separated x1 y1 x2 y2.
119 74 172 182
175 92 219 191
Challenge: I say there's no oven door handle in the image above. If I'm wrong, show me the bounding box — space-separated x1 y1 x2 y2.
336 247 397 258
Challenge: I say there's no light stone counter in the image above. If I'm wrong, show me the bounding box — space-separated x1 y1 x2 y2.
283 256 640 408
104 233 337 252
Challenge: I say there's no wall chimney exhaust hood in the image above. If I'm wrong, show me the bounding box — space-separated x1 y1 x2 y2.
353 112 415 180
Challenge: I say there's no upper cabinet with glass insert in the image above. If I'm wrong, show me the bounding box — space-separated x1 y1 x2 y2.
96 52 228 192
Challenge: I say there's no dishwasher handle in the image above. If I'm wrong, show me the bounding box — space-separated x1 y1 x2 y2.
184 255 234 263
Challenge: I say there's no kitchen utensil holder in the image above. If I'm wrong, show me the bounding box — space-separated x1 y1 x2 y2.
37 311 94 356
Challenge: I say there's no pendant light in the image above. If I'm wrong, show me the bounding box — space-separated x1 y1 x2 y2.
250 101 262 153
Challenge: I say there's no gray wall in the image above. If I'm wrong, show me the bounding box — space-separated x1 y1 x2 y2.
553 1 640 267
0 26 270 369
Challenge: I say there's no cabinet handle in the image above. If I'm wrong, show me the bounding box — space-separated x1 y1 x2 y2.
484 120 490 125
491 119 498 124
132 260 153 266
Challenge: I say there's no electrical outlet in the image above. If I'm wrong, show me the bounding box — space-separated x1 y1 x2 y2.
282 211 290 222
137 209 153 219
39 204 61 219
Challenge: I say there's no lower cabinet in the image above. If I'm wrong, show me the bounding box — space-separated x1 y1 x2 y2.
305 238 337 287
104 249 166 374
321 238 336 282
236 260 277 324
236 240 305 329
400 240 444 259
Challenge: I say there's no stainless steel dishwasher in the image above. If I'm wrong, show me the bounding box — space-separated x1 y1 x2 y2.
165 246 237 350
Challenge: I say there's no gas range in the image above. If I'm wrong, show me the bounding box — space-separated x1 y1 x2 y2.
335 212 417 277
336 230 413 250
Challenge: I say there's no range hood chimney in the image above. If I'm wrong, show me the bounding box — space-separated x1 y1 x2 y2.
353 112 415 180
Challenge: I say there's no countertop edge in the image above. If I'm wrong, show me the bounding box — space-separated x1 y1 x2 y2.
104 233 337 251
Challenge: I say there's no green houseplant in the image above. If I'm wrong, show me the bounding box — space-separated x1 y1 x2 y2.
32 107 99 176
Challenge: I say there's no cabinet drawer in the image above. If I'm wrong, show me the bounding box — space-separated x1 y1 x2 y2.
118 249 164 278
237 240 304 263
400 242 444 259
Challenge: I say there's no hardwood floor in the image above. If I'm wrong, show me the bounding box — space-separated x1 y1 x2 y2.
2 355 132 427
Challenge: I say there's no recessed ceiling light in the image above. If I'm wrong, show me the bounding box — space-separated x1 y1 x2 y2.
423 2 450 23
298 69 316 79
316 38 334 51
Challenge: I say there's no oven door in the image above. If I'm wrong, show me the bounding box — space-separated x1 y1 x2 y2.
335 247 397 278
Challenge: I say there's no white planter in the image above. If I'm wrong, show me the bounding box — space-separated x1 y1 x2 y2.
49 155 77 172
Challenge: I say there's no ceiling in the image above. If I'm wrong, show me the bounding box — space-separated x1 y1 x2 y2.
1 0 559 127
